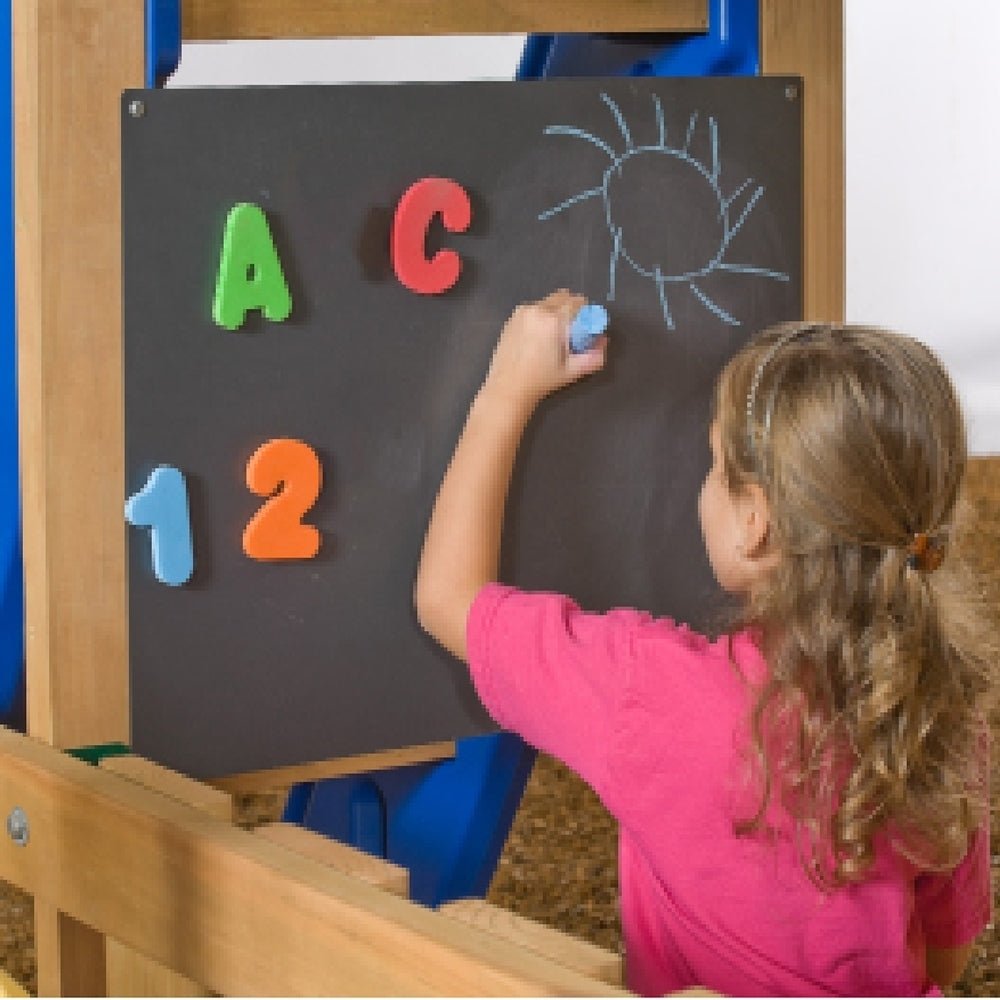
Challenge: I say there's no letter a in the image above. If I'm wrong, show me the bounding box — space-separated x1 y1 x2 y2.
213 203 292 330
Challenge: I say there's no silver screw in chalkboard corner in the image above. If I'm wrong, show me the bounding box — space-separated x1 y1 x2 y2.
784 83 800 101
6 806 29 847
128 98 146 119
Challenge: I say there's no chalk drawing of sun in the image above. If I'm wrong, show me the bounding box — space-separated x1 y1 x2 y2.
539 92 789 329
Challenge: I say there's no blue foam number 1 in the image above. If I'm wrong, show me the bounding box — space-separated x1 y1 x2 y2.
569 303 609 353
125 465 195 586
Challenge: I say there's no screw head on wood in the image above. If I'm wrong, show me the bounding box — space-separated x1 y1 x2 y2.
6 807 29 847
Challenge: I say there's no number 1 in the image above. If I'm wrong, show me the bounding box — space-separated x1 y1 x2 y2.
125 465 195 586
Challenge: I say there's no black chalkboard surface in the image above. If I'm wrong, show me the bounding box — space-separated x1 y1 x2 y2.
122 77 801 780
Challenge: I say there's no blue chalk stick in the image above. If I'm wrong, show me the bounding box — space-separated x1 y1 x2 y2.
569 303 609 353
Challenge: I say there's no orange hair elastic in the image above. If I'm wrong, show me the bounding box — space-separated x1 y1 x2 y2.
905 531 945 574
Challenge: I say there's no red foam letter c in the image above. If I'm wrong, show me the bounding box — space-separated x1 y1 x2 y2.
391 177 472 295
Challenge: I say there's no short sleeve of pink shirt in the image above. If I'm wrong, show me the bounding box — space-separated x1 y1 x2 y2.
466 582 992 996
466 582 645 813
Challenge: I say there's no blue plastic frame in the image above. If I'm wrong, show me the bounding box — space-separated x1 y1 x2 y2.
146 0 182 89
517 0 759 79
0 0 25 726
283 732 536 906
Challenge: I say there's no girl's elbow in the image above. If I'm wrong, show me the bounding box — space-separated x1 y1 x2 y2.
413 580 470 661
413 577 441 638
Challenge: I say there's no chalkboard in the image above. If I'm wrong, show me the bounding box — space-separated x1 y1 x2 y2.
122 78 801 780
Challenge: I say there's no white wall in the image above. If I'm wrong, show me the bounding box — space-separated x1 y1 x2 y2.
170 14 1000 453
846 0 1000 455
167 36 526 86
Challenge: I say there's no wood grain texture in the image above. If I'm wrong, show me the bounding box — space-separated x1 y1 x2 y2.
182 0 707 39
256 821 410 896
101 755 234 822
439 897 623 987
104 942 208 999
100 756 226 995
760 0 845 321
0 727 626 996
13 0 141 749
209 740 455 794
32 908 106 998
13 3 145 993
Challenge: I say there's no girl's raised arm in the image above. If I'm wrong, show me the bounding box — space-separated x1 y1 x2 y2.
414 290 606 661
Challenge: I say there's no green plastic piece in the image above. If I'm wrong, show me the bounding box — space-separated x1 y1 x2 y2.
212 202 292 330
66 742 132 767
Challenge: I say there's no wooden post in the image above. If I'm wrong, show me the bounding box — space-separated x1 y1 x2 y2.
13 0 145 993
760 0 845 321
180 0 707 38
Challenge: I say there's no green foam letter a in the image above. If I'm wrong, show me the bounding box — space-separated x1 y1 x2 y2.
213 203 292 330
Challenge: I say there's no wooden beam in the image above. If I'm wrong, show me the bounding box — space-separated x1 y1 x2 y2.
104 944 207 1000
101 755 234 823
33 914 107 998
0 727 627 996
256 822 410 896
13 2 145 993
13 0 140 749
100 757 223 997
209 739 455 795
182 0 707 39
760 0 845 322
439 898 623 987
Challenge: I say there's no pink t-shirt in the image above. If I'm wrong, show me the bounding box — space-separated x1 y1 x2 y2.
467 584 992 997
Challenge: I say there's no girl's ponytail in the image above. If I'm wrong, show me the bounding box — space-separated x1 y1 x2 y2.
840 536 988 879
715 323 997 886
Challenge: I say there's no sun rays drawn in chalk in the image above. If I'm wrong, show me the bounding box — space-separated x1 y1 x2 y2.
538 92 789 329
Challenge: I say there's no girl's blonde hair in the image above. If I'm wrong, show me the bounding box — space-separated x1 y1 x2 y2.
714 321 996 887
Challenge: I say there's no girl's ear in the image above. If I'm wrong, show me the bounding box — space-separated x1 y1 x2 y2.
741 483 776 563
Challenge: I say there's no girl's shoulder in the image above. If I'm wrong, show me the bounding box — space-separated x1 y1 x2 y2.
624 612 770 694
628 610 766 667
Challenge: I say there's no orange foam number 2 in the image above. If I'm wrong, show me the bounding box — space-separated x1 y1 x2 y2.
243 438 322 560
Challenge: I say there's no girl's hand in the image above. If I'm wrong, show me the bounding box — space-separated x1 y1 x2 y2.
481 290 608 412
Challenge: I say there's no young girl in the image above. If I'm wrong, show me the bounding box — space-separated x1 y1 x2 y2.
414 290 995 996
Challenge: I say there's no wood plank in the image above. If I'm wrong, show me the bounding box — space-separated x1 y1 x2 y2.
14 2 145 993
104 942 211 999
760 0 845 322
439 898 623 987
13 0 139 747
256 822 410 897
101 755 234 823
209 740 455 795
0 727 627 996
182 0 707 39
33 909 106 998
100 756 231 997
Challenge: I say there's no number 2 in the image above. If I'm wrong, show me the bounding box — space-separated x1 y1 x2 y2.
243 438 323 560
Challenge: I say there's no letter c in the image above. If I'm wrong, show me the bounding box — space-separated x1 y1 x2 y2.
391 177 472 295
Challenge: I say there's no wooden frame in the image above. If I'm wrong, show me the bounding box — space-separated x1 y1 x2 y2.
10 0 844 993
181 0 709 38
0 728 626 996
